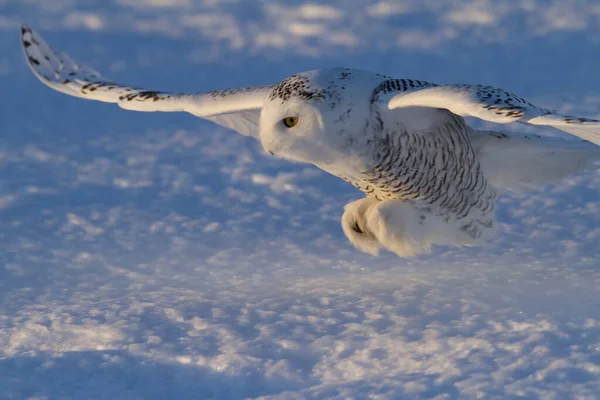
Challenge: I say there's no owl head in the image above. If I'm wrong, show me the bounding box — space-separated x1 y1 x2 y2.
258 68 387 175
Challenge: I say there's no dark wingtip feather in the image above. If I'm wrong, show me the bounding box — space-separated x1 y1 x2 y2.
20 24 31 36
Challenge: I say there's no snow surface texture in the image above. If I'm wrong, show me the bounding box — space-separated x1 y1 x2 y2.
1 1 600 399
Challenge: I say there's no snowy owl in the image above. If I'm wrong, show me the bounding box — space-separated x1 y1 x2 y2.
20 25 600 257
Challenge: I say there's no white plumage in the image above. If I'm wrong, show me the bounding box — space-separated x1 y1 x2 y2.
20 25 600 257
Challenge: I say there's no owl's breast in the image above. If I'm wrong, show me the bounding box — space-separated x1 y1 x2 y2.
349 124 495 221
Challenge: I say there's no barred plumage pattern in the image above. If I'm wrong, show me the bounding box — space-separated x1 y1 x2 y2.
371 78 437 103
343 104 496 240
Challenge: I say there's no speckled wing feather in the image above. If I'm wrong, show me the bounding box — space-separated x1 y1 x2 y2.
20 25 272 138
388 84 600 146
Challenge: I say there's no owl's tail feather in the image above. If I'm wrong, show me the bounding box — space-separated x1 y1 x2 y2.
471 130 600 192
342 198 496 257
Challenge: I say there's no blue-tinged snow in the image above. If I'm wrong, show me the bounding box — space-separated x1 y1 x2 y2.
1 1 599 399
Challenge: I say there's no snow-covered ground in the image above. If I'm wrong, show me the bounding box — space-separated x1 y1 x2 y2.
1 1 600 399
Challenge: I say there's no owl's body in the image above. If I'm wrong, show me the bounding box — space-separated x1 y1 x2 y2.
20 25 600 257
342 113 496 256
262 70 498 256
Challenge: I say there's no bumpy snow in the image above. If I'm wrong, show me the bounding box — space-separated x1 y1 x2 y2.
1 1 599 399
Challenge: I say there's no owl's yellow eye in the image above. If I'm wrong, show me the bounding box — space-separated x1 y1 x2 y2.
283 116 299 128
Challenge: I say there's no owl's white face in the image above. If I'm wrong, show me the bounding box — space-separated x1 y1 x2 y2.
258 68 387 176
259 95 333 164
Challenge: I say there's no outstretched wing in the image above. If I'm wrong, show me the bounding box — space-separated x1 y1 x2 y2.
471 131 600 192
388 84 600 146
20 25 273 138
